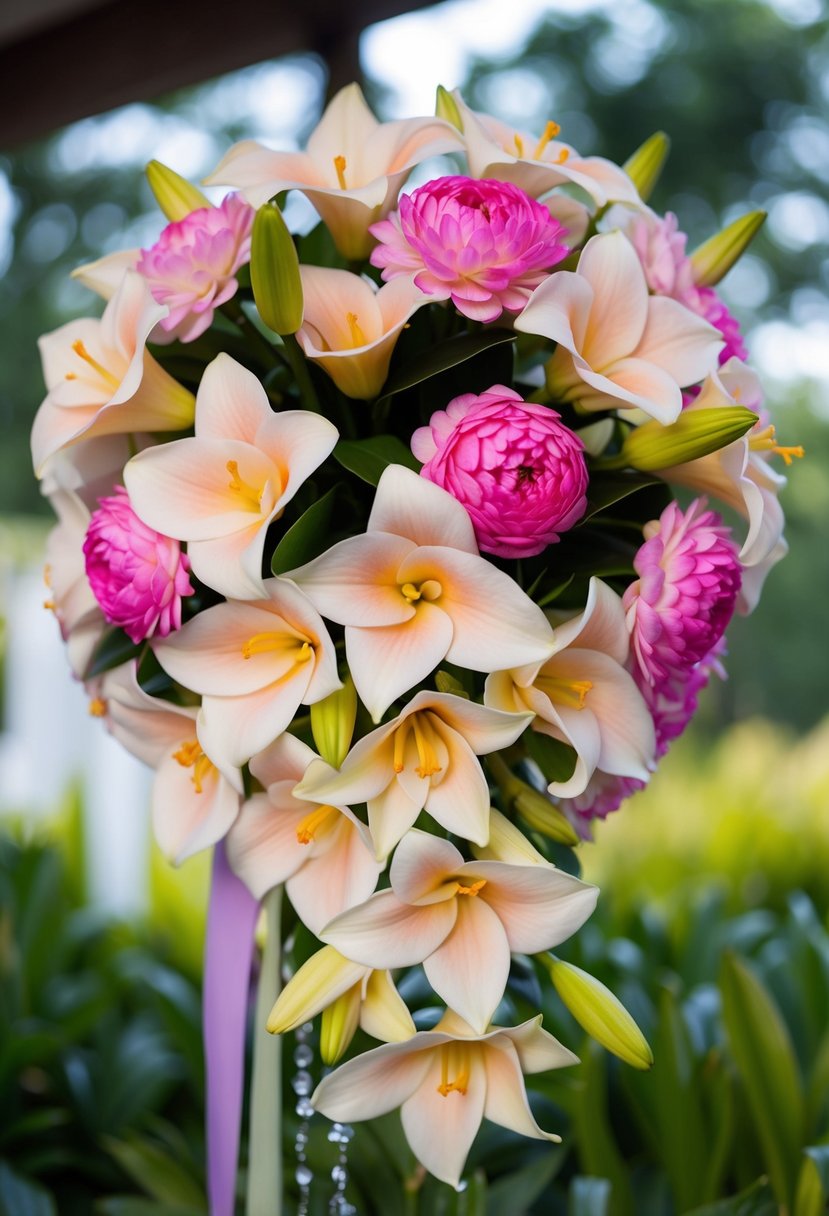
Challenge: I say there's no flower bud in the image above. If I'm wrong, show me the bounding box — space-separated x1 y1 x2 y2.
689 210 767 287
472 808 551 866
435 85 463 130
250 201 304 335
320 984 362 1065
311 674 358 768
489 754 579 846
622 132 670 202
267 946 367 1035
612 406 759 472
434 669 470 699
145 160 210 221
543 956 653 1070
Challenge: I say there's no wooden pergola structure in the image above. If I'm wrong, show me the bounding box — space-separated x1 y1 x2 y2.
0 0 437 147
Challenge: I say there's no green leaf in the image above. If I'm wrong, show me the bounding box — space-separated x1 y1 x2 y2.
571 1043 634 1216
794 1146 829 1216
96 1203 205 1216
84 628 143 679
651 987 708 1211
582 472 659 522
485 1151 564 1216
380 329 515 400
720 952 803 1213
569 1176 612 1216
271 485 339 574
684 1178 777 1215
0 1162 56 1216
102 1136 206 1208
525 731 577 785
458 1170 487 1216
333 435 420 486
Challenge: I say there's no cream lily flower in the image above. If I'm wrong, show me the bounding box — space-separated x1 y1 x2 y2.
485 578 656 798
124 353 338 600
313 1010 577 1188
225 733 382 934
297 267 424 400
455 91 640 208
266 944 415 1048
657 359 792 613
153 577 340 771
71 248 141 301
515 231 723 424
294 690 533 860
31 272 195 476
42 486 105 679
102 664 242 864
205 83 462 260
321 828 597 1033
285 465 555 722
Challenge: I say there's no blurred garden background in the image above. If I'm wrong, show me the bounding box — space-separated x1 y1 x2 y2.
1 0 828 1212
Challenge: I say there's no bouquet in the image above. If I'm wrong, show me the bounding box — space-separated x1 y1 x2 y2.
32 81 799 1211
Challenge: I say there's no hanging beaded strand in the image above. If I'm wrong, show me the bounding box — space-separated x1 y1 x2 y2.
327 1121 356 1215
293 1022 315 1216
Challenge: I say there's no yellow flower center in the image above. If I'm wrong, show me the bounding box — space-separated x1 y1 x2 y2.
346 312 367 348
535 674 593 710
533 119 561 159
334 155 348 190
295 803 339 845
88 697 107 718
241 634 314 662
437 1043 471 1097
455 878 487 897
226 459 264 511
393 711 444 779
749 424 804 466
173 739 216 794
67 339 120 389
400 579 442 605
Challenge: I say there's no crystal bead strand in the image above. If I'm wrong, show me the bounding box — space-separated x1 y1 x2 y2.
292 1022 315 1216
327 1121 356 1215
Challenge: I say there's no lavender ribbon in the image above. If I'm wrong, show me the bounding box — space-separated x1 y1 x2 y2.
204 842 260 1216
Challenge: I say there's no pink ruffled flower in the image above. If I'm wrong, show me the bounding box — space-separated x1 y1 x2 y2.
369 176 569 323
623 498 741 689
412 386 588 558
137 194 254 343
83 486 194 643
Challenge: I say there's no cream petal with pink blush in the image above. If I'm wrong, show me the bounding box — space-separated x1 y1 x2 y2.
152 577 340 772
226 733 382 934
285 465 555 721
312 1011 577 1187
205 83 462 260
320 828 597 1033
124 353 338 600
296 268 424 400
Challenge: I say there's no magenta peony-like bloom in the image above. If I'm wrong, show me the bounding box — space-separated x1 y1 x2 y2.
369 175 569 322
623 498 741 689
137 193 254 342
83 486 194 643
411 386 588 558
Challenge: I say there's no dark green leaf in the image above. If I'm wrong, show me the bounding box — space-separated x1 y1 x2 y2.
525 731 577 785
794 1146 829 1216
485 1150 564 1216
582 472 659 522
380 329 515 400
96 1202 205 1216
651 987 708 1212
271 485 340 574
333 435 420 486
102 1135 205 1207
84 628 143 679
684 1178 777 1215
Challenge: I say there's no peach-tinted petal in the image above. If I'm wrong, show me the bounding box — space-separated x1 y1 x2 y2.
470 862 598 954
187 521 270 601
197 667 315 770
345 603 455 722
578 355 683 423
424 895 511 1033
286 532 418 626
482 1038 563 1141
287 817 383 935
389 830 465 905
552 650 655 782
225 790 308 897
152 751 240 864
312 1035 438 1123
321 890 457 969
515 271 592 353
420 731 491 847
500 1015 580 1073
551 576 629 665
401 1046 487 1187
194 351 271 443
368 465 478 554
579 232 648 366
367 779 424 862
637 295 723 384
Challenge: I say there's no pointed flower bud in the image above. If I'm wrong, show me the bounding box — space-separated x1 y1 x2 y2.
250 201 304 335
488 753 580 846
310 674 358 769
472 808 551 866
321 986 363 1065
435 85 463 130
145 160 210 221
622 132 670 202
544 956 654 1070
434 669 470 699
689 210 767 287
610 406 759 472
267 946 367 1035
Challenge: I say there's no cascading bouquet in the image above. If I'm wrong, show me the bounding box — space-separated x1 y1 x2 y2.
32 82 799 1209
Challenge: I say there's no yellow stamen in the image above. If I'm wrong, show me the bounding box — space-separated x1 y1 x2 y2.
334 155 348 190
88 697 107 717
346 312 367 348
536 674 593 710
393 724 407 774
401 582 421 603
242 634 313 661
172 739 216 794
400 579 442 605
533 119 561 159
554 147 570 165
437 1043 470 1097
43 564 52 588
65 372 77 380
749 424 804 466
411 713 443 779
456 878 487 897
226 459 263 511
71 339 119 389
295 803 338 845
43 599 56 612
513 133 525 158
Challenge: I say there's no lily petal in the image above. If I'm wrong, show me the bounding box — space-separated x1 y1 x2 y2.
321 889 457 969
424 895 511 1033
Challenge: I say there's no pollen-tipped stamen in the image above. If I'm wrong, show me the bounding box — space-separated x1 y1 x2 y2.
334 155 348 190
533 119 561 159
70 339 120 389
412 712 443 779
437 1043 470 1097
536 673 593 709
295 803 338 845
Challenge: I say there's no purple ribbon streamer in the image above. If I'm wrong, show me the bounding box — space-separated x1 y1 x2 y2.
204 841 260 1216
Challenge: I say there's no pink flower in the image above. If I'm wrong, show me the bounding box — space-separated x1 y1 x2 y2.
623 498 741 689
136 194 254 343
412 386 588 559
369 176 569 323
83 486 194 643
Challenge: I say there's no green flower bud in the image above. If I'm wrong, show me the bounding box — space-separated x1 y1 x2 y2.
320 984 362 1065
435 85 463 130
690 210 767 287
488 753 579 846
311 674 358 768
544 956 653 1070
614 406 759 472
622 132 670 202
434 669 470 699
250 201 304 335
145 160 209 221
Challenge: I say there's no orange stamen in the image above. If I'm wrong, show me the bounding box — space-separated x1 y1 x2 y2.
533 119 561 159
334 155 348 190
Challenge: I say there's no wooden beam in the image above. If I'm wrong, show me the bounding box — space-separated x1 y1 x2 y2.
0 0 436 147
